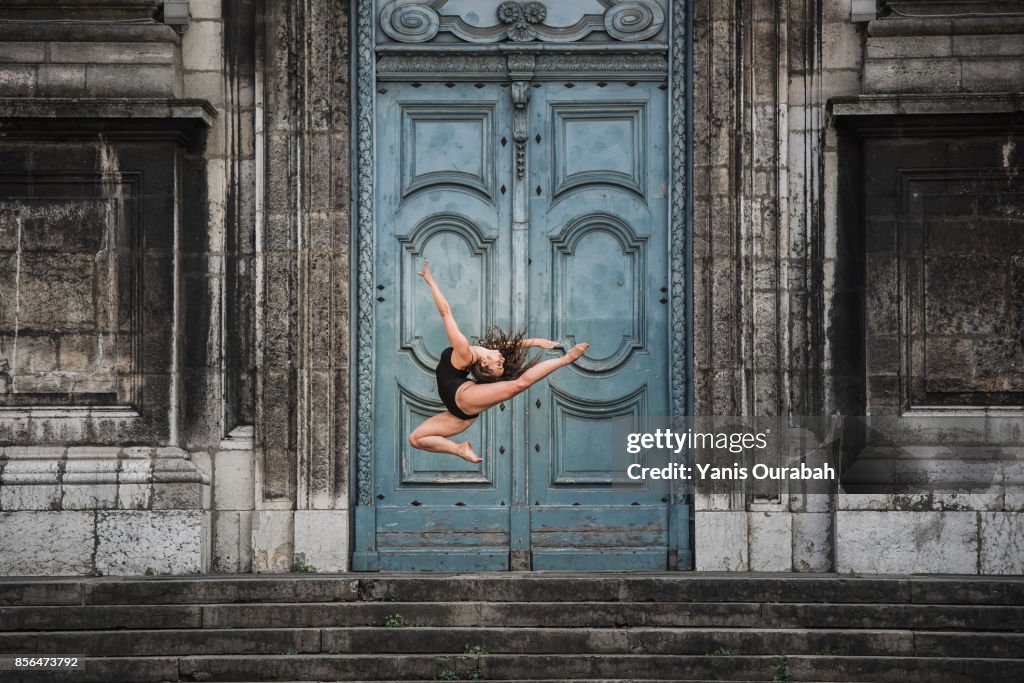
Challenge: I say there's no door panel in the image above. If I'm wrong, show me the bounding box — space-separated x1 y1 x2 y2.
527 83 671 570
374 82 513 570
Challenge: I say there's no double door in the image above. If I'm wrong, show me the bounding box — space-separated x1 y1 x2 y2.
368 78 675 570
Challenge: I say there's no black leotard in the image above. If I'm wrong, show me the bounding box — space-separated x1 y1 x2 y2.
436 347 479 420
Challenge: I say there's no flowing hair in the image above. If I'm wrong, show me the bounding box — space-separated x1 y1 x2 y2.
471 326 540 383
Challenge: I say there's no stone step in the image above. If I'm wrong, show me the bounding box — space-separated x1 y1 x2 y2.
9 654 1024 682
180 600 1024 631
3 600 1022 632
2 626 1021 658
3 574 1023 606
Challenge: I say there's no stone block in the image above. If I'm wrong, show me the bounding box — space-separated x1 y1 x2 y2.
36 64 86 96
823 22 862 70
0 511 94 575
953 34 1024 58
294 509 348 573
212 510 253 573
85 64 177 97
0 43 46 63
0 65 36 96
96 510 208 575
961 58 1024 93
836 511 978 574
980 512 1024 575
151 482 206 510
190 0 223 20
14 335 58 372
252 510 294 573
58 334 102 372
749 511 792 572
117 458 154 510
189 450 212 485
695 493 734 511
49 42 176 64
793 512 833 572
61 451 119 509
820 67 860 100
183 70 225 107
695 511 748 571
0 483 61 511
182 20 224 72
213 448 255 510
0 458 61 510
864 58 961 94
866 36 952 60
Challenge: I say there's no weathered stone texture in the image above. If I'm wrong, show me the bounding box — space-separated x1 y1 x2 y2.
0 511 95 575
252 510 294 573
95 511 209 575
294 510 348 572
793 512 833 572
0 26 181 98
749 511 793 572
836 511 978 574
979 512 1024 574
695 511 748 571
213 509 253 572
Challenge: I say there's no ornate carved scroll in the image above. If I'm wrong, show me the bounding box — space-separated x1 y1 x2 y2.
379 0 665 44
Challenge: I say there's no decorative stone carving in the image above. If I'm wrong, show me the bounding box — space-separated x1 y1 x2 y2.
669 0 687 419
378 52 667 79
497 1 547 42
379 0 665 44
356 0 376 508
377 55 508 76
380 1 440 43
511 81 531 179
604 0 664 41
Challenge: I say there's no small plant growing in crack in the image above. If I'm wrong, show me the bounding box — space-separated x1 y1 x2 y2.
435 657 459 681
773 654 792 682
709 647 736 656
383 613 412 627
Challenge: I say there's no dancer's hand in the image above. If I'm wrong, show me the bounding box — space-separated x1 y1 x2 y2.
417 259 435 285
566 342 589 362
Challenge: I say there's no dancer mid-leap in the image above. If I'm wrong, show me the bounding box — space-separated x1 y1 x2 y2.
408 260 588 463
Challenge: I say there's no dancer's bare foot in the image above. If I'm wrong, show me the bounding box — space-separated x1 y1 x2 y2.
566 342 589 363
454 441 483 463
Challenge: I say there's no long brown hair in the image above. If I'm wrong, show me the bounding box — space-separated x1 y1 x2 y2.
471 326 540 383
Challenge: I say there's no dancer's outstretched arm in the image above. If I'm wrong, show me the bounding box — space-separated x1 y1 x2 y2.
522 338 562 349
418 259 473 368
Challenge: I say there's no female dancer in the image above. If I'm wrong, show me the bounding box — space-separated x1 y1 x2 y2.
408 260 588 463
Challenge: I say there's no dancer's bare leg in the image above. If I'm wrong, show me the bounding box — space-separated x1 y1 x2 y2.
408 411 481 463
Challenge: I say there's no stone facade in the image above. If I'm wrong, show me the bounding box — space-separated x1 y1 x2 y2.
1 0 1022 575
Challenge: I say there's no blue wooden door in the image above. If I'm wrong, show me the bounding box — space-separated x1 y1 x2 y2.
370 79 674 571
373 82 514 570
526 82 672 569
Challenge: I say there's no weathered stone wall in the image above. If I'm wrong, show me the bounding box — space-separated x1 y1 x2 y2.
692 0 1024 574
249 0 352 573
0 1 221 575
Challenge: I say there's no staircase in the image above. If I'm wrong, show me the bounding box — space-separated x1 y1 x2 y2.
1 573 1023 682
